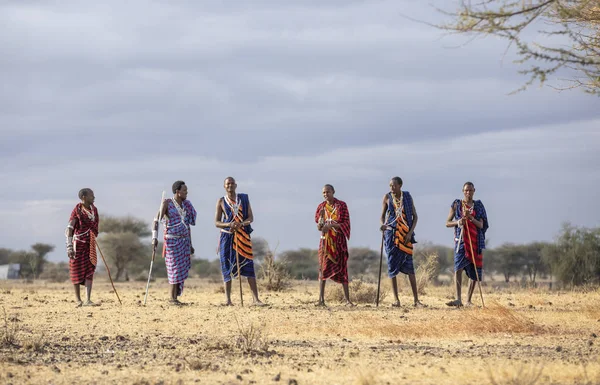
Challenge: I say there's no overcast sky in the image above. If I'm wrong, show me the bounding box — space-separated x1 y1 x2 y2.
1 0 599 263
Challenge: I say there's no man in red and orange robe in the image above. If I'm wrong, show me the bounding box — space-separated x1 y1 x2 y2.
315 184 353 306
65 188 99 307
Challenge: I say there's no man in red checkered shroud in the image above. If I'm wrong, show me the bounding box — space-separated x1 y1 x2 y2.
65 188 99 307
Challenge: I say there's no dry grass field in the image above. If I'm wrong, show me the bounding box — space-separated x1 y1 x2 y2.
1 277 599 385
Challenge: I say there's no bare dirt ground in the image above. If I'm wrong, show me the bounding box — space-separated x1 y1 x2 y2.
1 278 599 385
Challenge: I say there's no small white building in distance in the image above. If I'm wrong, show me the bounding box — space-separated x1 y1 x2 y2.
0 264 20 279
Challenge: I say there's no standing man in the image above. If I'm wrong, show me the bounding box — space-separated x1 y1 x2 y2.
315 184 353 307
379 177 425 308
445 182 489 307
154 180 197 305
214 177 264 306
65 188 99 307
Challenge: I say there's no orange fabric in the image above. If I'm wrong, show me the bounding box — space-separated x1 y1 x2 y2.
89 231 98 267
393 198 413 256
231 201 253 260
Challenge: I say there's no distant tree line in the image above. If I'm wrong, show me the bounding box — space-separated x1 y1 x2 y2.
1 220 598 288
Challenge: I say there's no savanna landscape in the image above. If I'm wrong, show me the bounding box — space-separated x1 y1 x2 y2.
1 276 599 385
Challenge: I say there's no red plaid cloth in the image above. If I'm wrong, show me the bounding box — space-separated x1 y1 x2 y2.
69 203 99 284
315 199 351 284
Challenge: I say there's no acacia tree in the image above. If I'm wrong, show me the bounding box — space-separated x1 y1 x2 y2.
435 0 600 94
98 216 150 281
486 243 526 282
543 223 600 286
29 243 55 279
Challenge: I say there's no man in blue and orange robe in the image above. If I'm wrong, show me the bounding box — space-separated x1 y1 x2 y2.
445 181 489 307
315 184 353 306
380 177 425 308
214 177 265 306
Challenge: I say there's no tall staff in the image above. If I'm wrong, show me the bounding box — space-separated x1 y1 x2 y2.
461 201 485 308
376 212 389 307
95 240 122 305
145 192 165 305
234 234 244 307
317 208 326 282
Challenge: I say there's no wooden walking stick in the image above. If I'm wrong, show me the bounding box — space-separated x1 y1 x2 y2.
462 202 485 308
376 231 385 307
95 241 122 305
318 208 326 282
234 233 244 307
144 192 165 305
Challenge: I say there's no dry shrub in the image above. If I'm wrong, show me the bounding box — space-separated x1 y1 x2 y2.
357 301 539 339
38 263 70 283
584 303 600 320
354 371 378 385
459 301 540 334
415 253 439 295
184 358 218 371
214 285 225 294
259 242 291 292
488 364 544 385
326 279 387 304
23 333 46 352
1 307 20 347
232 318 270 355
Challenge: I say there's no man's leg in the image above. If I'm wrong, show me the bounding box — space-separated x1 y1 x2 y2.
466 279 476 305
317 279 326 306
408 274 425 307
85 279 93 303
342 283 354 306
446 270 463 307
247 277 265 305
223 280 233 305
170 284 178 302
74 284 82 307
391 276 401 307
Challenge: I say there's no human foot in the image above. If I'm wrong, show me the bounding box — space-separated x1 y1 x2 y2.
445 299 463 307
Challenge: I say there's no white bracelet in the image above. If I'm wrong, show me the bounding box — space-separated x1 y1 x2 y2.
152 230 157 240
66 236 73 245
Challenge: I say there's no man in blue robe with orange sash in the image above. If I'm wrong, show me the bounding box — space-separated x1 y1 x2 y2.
379 177 425 308
445 181 489 307
214 177 265 306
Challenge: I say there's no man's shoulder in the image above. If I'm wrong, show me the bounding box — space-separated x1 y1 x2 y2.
335 198 348 206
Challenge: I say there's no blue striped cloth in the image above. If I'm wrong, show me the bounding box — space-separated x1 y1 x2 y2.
164 199 197 295
384 191 417 277
219 193 255 282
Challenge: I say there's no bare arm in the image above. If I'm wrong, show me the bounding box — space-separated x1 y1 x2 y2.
152 201 168 247
409 201 418 233
66 219 76 259
379 194 388 231
66 219 75 237
160 199 169 219
214 198 233 229
243 201 254 227
446 206 459 227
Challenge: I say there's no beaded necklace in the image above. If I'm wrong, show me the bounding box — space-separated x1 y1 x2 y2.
81 205 95 222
